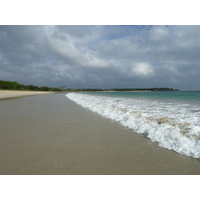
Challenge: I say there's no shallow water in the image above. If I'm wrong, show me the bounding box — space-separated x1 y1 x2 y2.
66 91 200 159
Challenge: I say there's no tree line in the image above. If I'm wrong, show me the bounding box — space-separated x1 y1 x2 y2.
0 80 61 91
0 80 179 92
68 87 179 92
108 87 179 91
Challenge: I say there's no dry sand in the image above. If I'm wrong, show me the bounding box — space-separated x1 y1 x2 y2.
0 90 54 100
0 93 200 175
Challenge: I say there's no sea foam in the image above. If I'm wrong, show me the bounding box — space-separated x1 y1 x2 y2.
66 93 200 159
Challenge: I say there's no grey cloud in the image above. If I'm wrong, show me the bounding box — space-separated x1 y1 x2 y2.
55 25 93 38
0 25 200 90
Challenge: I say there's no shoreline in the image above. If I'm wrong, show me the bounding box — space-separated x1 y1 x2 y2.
0 93 200 174
0 90 55 100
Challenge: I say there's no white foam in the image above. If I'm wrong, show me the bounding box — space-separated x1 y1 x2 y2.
66 93 200 159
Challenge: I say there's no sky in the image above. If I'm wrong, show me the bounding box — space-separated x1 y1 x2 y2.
1 25 200 90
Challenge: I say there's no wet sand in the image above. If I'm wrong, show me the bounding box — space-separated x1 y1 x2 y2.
0 93 200 175
0 90 54 100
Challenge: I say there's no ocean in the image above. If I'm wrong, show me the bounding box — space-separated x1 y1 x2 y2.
66 91 200 159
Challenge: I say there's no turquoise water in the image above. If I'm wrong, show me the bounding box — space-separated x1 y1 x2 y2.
66 91 200 159
84 91 200 103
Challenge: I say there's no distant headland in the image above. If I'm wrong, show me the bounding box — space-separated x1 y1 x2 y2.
60 87 179 92
0 80 179 92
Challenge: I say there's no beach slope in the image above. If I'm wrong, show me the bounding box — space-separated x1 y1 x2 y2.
0 93 200 175
0 90 54 100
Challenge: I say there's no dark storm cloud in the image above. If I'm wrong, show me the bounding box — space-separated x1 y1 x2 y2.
0 25 200 89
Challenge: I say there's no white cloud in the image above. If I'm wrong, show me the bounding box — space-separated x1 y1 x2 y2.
149 25 170 42
132 62 154 77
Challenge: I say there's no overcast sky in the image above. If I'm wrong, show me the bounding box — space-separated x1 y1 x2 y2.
0 25 200 90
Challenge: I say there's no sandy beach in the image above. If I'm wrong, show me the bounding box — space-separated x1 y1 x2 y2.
0 93 200 175
0 90 54 100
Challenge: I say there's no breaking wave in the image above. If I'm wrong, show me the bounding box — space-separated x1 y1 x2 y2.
66 92 200 159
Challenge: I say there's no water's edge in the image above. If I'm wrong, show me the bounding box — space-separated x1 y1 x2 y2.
66 92 200 159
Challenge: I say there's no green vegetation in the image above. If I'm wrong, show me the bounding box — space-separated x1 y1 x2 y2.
67 87 179 92
108 87 179 92
69 88 104 92
0 80 61 91
0 80 179 92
